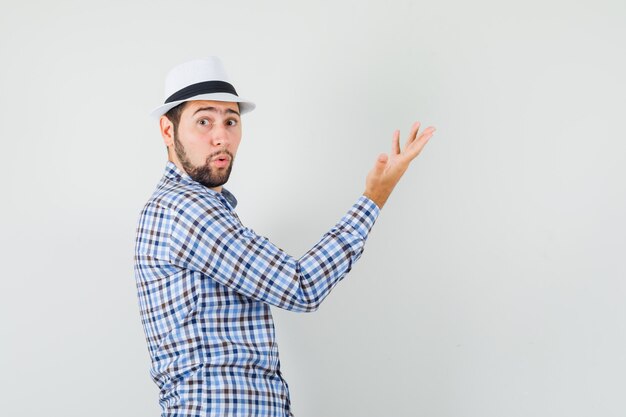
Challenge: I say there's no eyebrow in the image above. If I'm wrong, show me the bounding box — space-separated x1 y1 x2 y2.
192 106 240 117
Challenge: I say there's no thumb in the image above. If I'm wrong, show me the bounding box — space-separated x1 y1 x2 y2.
374 153 388 174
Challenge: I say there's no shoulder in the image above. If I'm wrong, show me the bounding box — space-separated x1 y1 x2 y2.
171 183 222 210
141 180 222 218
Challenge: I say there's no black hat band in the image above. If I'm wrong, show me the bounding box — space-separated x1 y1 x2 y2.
165 80 238 104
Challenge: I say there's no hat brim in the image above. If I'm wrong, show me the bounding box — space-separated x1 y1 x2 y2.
149 92 255 120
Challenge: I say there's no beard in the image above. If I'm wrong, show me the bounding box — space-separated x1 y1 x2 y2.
173 131 234 189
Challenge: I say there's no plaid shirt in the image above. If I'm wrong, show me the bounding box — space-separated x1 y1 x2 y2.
134 161 380 417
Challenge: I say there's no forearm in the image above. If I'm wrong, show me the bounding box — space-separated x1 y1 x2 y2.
290 195 380 310
168 194 380 312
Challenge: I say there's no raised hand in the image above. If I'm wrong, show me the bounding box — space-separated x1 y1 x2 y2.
363 121 436 209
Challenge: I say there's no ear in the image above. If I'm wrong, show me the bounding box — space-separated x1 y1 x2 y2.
159 115 174 147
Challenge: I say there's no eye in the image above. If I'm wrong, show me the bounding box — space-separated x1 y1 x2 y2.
226 119 238 127
198 118 211 126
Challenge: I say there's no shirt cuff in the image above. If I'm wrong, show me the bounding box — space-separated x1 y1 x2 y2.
339 195 381 239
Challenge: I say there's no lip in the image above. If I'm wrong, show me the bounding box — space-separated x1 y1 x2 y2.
211 153 230 162
211 153 231 168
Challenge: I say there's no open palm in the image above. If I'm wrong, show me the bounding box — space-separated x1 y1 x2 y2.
364 121 436 209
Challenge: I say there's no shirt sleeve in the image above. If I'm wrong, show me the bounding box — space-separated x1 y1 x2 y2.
167 194 380 312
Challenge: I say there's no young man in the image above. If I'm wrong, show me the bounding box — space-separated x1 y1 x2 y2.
134 57 435 417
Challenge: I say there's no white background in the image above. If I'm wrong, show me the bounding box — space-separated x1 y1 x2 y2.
1 1 625 416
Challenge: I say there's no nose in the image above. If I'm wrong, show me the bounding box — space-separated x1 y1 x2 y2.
210 123 229 147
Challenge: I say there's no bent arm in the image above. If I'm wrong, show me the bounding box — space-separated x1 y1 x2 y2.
168 195 379 312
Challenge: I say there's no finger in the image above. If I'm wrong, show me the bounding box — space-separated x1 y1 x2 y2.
406 121 421 145
392 130 401 155
407 127 436 158
413 126 436 146
402 121 421 153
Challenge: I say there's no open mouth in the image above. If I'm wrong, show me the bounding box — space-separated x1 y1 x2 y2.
211 153 231 167
212 153 230 162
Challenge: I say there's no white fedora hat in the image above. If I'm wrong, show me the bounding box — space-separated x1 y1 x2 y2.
149 56 255 120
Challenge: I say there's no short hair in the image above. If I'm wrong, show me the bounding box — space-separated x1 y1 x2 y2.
163 102 189 154
164 101 189 134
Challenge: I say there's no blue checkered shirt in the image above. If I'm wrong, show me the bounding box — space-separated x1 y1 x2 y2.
134 161 380 416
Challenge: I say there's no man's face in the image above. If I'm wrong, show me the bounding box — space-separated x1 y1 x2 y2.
167 100 242 189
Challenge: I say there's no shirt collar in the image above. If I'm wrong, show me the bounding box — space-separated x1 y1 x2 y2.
164 160 193 183
163 160 238 210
